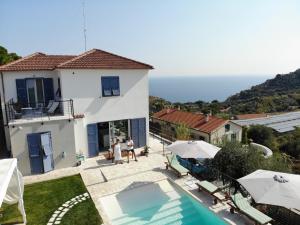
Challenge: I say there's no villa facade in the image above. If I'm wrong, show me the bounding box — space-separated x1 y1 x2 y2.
0 49 153 175
152 109 242 144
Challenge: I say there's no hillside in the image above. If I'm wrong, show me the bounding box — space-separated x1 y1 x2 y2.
225 69 300 114
150 69 300 116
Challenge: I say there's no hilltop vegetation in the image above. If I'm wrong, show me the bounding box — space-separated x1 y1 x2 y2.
225 69 300 114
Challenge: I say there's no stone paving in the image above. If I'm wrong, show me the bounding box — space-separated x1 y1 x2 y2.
47 193 90 225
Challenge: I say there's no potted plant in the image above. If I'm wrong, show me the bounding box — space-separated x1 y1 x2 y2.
143 145 150 157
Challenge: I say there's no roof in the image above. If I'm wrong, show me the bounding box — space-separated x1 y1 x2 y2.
234 111 300 133
152 109 227 134
0 49 153 71
0 53 75 71
235 113 267 120
57 49 153 69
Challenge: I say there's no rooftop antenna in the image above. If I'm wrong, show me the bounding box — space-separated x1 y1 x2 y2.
82 0 87 51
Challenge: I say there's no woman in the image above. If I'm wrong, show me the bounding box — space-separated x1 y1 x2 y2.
114 139 123 164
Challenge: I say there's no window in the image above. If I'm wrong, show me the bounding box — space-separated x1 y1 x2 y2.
16 78 54 107
231 133 237 141
101 76 120 97
225 124 230 132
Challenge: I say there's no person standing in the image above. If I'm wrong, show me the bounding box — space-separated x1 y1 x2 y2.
126 136 137 163
114 139 123 164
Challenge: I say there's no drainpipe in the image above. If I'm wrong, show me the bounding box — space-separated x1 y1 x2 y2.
0 71 8 156
0 72 7 125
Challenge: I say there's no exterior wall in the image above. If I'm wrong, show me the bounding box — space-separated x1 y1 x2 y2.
59 69 150 152
73 118 88 156
210 121 242 145
9 119 77 175
1 70 59 103
190 130 210 142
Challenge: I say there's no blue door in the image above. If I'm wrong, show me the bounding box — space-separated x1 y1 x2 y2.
87 124 99 157
41 132 54 173
27 133 43 174
138 118 146 147
130 119 140 148
130 118 146 148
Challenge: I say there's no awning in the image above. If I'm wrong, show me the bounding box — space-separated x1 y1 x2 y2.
0 158 26 223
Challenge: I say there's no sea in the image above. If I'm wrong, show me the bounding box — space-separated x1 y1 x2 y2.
149 75 273 103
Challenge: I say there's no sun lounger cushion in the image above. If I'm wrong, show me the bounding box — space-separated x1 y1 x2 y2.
197 180 219 193
232 193 272 224
166 154 189 175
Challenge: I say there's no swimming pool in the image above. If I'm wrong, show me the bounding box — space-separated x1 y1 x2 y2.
100 179 227 225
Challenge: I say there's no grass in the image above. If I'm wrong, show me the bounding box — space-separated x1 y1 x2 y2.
0 174 102 225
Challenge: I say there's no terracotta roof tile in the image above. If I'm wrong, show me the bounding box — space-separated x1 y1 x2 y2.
235 113 267 120
0 49 153 71
57 49 153 69
0 53 75 71
153 109 227 133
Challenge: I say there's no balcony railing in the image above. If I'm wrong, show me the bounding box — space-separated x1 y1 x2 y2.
5 99 74 123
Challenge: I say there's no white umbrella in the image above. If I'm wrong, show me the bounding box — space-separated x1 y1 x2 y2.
238 169 300 210
165 140 221 159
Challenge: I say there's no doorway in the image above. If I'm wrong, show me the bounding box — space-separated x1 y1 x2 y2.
27 132 54 174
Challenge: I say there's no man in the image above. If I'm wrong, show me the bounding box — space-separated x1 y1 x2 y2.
126 136 137 163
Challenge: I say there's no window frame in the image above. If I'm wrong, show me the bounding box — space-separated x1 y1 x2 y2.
101 76 120 97
225 124 230 132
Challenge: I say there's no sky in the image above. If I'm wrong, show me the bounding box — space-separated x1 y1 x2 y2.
1 0 300 77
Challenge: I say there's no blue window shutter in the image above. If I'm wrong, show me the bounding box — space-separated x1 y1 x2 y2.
101 77 112 96
111 77 120 96
130 119 140 148
87 124 99 157
138 118 146 147
27 133 43 174
43 78 54 105
16 79 28 106
40 132 54 173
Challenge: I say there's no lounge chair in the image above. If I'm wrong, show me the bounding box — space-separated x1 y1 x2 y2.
228 193 273 225
165 154 189 177
9 104 22 119
47 101 59 115
196 180 230 204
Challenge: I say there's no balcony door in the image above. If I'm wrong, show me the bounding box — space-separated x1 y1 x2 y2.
26 78 44 108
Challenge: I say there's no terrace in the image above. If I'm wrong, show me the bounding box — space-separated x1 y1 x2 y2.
3 135 254 225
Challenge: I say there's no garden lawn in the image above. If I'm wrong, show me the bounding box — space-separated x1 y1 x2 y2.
0 174 102 225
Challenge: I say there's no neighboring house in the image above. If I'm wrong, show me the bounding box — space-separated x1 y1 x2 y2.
151 109 242 144
0 49 153 175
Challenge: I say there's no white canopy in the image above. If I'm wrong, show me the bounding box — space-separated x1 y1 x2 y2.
0 158 26 223
165 140 221 159
238 169 300 210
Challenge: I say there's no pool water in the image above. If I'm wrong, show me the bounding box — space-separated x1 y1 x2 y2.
100 180 227 225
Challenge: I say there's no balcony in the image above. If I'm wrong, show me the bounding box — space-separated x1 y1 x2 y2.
5 99 74 124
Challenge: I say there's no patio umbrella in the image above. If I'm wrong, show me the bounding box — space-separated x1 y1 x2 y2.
165 140 221 159
238 169 300 210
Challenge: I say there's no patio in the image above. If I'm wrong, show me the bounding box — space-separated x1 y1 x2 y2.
23 135 253 225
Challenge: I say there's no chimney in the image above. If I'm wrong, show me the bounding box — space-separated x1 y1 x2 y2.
205 114 209 122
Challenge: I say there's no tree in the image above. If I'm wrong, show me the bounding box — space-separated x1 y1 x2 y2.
247 125 277 150
0 46 21 65
211 141 291 179
175 123 190 140
279 128 300 159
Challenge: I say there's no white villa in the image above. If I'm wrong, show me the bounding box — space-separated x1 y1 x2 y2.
0 49 153 175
